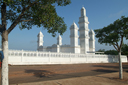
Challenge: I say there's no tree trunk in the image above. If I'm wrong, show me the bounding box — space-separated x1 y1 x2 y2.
1 30 9 85
118 50 123 79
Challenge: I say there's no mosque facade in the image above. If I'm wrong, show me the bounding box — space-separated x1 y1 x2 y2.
37 7 95 54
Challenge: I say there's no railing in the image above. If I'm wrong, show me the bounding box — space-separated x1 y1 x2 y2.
7 49 127 65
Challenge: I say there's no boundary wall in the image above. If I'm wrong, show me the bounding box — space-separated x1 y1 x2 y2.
8 50 127 65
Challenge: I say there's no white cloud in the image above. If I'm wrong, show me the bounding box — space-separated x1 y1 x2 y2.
109 10 124 18
109 7 128 18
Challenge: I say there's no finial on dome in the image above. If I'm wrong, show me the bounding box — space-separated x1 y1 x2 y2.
57 34 62 39
89 29 95 35
72 21 77 26
82 6 85 10
73 20 75 23
82 5 84 8
59 34 61 37
38 31 43 36
81 6 86 17
70 22 78 30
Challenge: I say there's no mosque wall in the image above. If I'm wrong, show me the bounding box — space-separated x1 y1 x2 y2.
7 49 127 65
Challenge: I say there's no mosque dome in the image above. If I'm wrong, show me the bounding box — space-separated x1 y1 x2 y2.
89 29 95 35
70 22 78 30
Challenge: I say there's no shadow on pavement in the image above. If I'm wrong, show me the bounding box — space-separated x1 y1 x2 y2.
24 69 111 80
93 69 118 73
93 63 128 72
25 70 55 78
9 70 109 84
7 63 128 84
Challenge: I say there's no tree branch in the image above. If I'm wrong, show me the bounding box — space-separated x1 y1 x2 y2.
20 19 33 22
113 44 119 52
7 1 37 34
119 35 124 50
116 42 119 49
0 2 6 33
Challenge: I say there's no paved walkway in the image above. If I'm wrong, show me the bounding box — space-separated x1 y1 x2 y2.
0 63 128 85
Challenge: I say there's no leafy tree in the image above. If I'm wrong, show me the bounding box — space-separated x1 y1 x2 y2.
96 49 118 55
121 43 128 56
96 49 105 54
94 16 128 79
97 49 105 52
0 0 71 85
104 50 118 55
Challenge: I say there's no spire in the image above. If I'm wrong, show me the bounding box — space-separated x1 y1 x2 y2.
57 34 62 40
81 7 86 17
57 34 62 45
89 29 95 35
89 29 95 52
79 7 89 54
70 22 79 47
38 31 43 36
70 22 78 30
37 31 44 49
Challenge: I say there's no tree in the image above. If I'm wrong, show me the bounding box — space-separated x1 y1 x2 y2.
94 16 128 79
96 49 105 54
104 50 118 55
96 49 118 55
121 43 128 56
97 49 105 52
0 0 71 85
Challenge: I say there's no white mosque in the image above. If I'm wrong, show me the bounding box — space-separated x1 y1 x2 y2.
37 7 95 54
3 7 127 65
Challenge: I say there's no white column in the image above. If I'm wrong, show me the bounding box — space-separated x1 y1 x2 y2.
79 7 89 54
57 35 62 45
70 22 79 47
37 31 44 50
89 29 95 52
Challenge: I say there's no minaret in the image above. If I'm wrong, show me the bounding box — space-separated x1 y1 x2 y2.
79 7 89 54
37 31 44 49
89 29 95 52
70 22 79 47
57 35 62 45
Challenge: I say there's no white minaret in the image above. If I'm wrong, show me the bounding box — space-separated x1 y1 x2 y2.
79 7 89 54
89 29 95 52
37 31 44 49
57 35 62 45
70 22 79 47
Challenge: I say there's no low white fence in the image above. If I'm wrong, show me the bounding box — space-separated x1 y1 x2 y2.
7 50 127 65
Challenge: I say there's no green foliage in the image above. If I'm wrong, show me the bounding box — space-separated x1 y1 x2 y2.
97 49 105 52
121 43 128 56
104 50 118 55
95 16 128 80
97 49 118 55
0 0 71 36
94 16 128 52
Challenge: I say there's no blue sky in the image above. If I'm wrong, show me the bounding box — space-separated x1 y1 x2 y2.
0 0 128 51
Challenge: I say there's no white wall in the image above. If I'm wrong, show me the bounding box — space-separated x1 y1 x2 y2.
8 50 127 65
60 46 73 53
